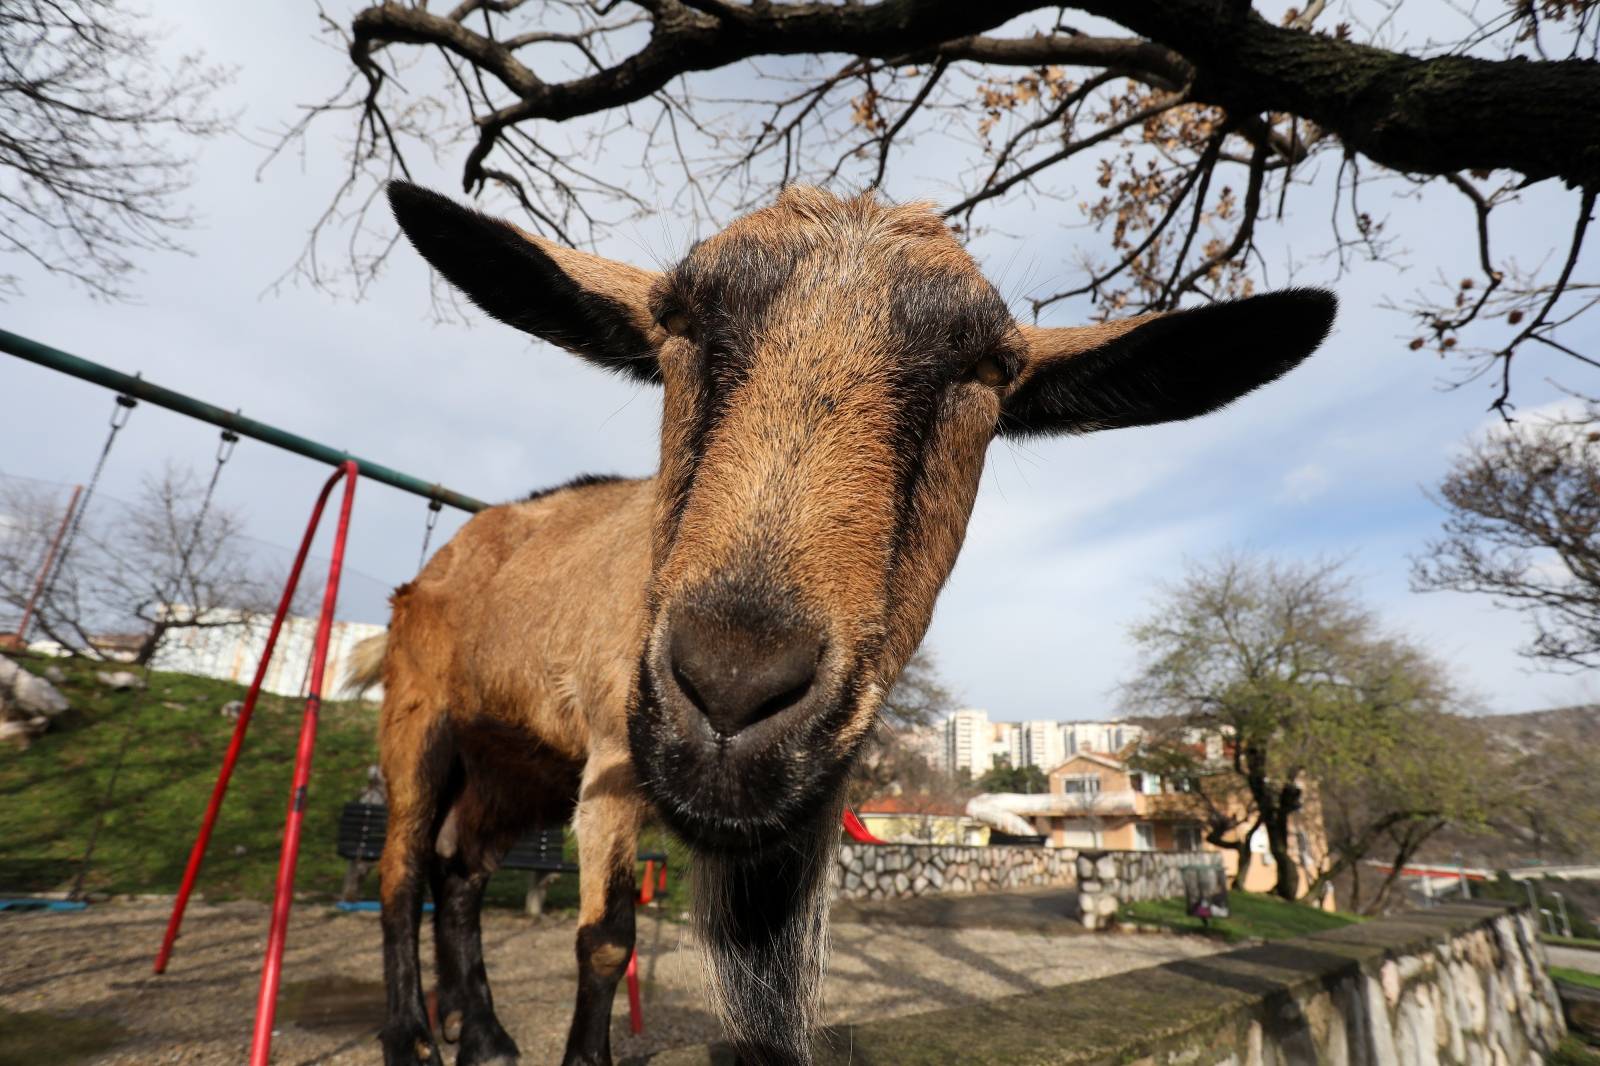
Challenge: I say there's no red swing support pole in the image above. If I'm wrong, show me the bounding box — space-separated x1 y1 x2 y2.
149 461 359 1066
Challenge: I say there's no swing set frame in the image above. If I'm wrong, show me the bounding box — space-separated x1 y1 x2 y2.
5 325 880 1063
3 326 486 1065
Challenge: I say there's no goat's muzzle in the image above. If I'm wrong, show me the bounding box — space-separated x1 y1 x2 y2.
628 580 859 854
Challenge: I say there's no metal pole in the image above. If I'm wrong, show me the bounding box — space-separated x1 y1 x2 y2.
14 484 81 643
250 461 359 1066
153 465 351 974
1 327 488 514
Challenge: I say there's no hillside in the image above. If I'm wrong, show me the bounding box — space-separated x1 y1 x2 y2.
1423 703 1600 870
0 655 689 911
1475 703 1600 755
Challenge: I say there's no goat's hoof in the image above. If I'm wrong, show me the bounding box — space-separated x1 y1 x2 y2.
457 1019 519 1066
379 1023 442 1066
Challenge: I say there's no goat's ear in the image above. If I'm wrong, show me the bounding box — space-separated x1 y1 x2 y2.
387 181 663 383
1000 289 1336 437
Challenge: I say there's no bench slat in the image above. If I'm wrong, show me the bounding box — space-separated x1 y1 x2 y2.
336 803 667 873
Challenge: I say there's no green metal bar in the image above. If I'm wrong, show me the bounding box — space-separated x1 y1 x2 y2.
0 326 489 514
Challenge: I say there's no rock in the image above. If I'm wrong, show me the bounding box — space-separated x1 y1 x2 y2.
43 665 66 684
0 655 71 716
95 670 145 691
0 715 49 746
219 700 245 719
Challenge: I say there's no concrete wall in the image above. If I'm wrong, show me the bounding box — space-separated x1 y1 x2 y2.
832 843 1220 929
647 902 1565 1066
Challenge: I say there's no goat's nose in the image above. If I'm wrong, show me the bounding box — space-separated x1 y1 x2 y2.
666 606 822 738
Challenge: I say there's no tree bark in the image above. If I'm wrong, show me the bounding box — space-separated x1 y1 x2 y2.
349 0 1600 189
1074 0 1600 186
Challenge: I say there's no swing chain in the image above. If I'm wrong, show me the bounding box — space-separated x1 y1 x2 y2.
418 498 443 572
39 391 139 620
177 427 241 579
111 392 136 428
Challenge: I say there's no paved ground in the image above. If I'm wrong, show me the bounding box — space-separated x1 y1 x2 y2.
1548 944 1600 975
0 894 1222 1064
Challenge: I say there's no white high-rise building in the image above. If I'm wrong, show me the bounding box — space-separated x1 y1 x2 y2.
920 713 1147 777
1015 720 1068 772
1060 720 1144 758
943 709 1015 775
944 708 988 775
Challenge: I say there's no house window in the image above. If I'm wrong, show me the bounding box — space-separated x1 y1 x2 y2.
1175 824 1203 851
1134 823 1156 851
1060 773 1101 795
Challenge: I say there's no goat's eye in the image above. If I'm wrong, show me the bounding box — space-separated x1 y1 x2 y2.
660 311 692 338
964 355 1011 388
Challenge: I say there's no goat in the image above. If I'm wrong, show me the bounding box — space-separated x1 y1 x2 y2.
358 180 1336 1066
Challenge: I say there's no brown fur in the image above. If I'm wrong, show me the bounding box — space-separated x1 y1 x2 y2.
374 181 1334 1066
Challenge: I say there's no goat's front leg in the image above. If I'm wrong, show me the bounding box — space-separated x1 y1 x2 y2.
560 743 644 1066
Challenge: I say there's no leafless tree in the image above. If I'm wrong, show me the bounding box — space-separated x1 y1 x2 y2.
847 648 966 804
1414 407 1600 668
0 467 285 664
277 0 1600 413
0 0 230 298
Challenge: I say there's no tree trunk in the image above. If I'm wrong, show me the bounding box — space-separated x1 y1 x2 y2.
133 623 167 666
1207 818 1252 890
1266 812 1300 901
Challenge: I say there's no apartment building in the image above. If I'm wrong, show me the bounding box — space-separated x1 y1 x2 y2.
932 710 1145 775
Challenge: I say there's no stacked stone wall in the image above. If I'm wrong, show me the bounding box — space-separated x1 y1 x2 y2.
831 842 1222 928
647 902 1566 1065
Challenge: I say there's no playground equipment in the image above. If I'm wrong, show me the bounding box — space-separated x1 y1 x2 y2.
3 327 484 1066
5 325 883 1062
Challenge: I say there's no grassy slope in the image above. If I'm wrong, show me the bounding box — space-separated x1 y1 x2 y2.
1553 966 1600 991
1119 891 1364 943
0 656 690 912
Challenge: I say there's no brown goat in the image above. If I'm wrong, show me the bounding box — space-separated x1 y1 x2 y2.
361 181 1336 1066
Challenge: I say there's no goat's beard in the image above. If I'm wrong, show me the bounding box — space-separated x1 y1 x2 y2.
691 793 842 1066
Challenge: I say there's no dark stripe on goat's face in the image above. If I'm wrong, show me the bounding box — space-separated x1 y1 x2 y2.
634 187 1014 852
880 272 1017 590
654 229 811 536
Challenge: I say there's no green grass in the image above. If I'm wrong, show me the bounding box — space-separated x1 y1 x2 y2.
1549 1035 1600 1065
0 655 691 914
1119 891 1364 943
1548 935 1600 953
1552 966 1600 992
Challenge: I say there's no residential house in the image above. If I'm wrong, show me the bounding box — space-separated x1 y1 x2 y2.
1015 751 1331 902
856 794 990 846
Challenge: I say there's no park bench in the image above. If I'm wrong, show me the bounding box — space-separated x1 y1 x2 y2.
335 801 667 1036
335 802 670 915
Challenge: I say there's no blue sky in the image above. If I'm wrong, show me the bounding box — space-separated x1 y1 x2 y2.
2 1 1596 718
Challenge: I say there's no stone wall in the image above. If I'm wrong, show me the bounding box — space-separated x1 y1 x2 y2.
1076 849 1217 930
831 842 1076 900
647 902 1566 1065
831 843 1220 929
